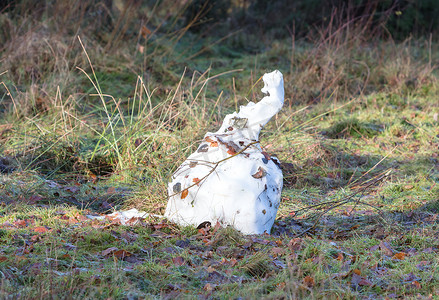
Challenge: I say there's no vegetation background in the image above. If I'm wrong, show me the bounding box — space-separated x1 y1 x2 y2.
0 0 438 298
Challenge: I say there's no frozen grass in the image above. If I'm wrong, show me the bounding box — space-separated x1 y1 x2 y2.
0 1 439 298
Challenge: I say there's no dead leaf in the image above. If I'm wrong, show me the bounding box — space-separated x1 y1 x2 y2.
252 167 266 179
351 273 372 286
31 235 41 242
288 238 303 251
102 247 119 256
204 283 214 292
107 187 116 194
113 249 132 259
411 281 421 289
140 25 151 38
33 226 49 233
392 252 406 260
138 45 144 53
379 241 394 256
192 178 201 185
14 219 27 228
271 247 285 257
172 256 185 266
353 269 361 275
64 186 80 193
0 256 7 262
181 189 189 199
303 275 314 287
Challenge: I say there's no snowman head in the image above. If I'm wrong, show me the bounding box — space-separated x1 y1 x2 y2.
261 70 283 95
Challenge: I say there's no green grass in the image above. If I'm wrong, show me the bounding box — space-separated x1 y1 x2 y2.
1 1 439 298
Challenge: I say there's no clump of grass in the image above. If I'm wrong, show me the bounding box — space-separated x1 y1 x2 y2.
325 118 383 139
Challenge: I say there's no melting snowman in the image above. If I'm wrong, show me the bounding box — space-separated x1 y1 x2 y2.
165 70 284 234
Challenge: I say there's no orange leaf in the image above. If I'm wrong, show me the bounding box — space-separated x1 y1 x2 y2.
181 189 189 199
411 281 421 289
33 226 48 233
227 149 237 155
392 252 406 260
353 269 361 275
210 141 218 147
14 220 26 228
192 178 201 185
0 256 7 262
113 249 132 259
303 275 315 287
336 252 344 261
252 166 266 179
140 25 151 38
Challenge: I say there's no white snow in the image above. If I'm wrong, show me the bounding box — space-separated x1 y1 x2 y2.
165 70 284 234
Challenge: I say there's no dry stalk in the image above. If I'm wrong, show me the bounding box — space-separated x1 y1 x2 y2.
292 169 391 238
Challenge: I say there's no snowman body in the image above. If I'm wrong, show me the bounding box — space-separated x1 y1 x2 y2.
165 70 284 234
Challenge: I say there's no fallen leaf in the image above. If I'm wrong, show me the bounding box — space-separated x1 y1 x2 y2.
336 252 344 261
192 178 201 185
351 273 372 286
172 256 185 266
102 247 119 256
14 220 26 228
181 189 189 199
230 258 238 267
392 252 406 260
28 195 43 204
33 226 49 233
64 186 80 193
227 149 237 155
252 166 266 179
303 275 314 287
113 249 132 259
353 269 361 275
31 235 41 242
140 25 151 38
107 187 116 194
0 256 7 262
204 283 214 292
288 238 303 251
271 247 285 257
379 241 394 256
411 281 421 289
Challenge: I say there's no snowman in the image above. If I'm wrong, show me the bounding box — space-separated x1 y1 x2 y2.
165 70 284 234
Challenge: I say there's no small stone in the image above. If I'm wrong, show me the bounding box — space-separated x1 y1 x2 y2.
173 182 181 193
197 144 209 153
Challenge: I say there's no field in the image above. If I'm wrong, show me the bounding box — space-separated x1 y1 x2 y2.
0 1 438 299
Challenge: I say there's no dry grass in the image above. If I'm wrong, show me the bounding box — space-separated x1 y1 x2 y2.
0 1 438 298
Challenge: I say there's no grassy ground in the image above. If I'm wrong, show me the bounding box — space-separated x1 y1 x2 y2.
1 1 439 299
